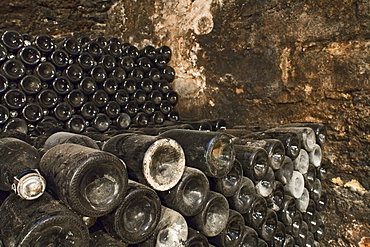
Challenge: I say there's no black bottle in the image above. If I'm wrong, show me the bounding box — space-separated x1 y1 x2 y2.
99 54 117 72
40 143 128 217
3 89 26 110
104 42 122 58
277 195 297 227
234 145 269 181
240 226 259 247
283 234 295 247
185 227 210 247
295 221 308 246
0 43 8 63
57 36 81 57
140 45 157 60
161 65 176 82
280 122 327 147
140 78 154 93
0 192 89 246
158 167 209 216
258 209 278 242
227 176 255 214
119 55 135 72
100 180 162 244
124 101 139 116
53 102 74 121
0 105 9 125
1 30 24 52
102 133 185 191
22 103 43 123
34 61 56 81
42 131 100 151
92 89 109 107
80 102 99 120
243 195 268 229
0 137 46 200
209 159 243 197
20 75 42 95
64 64 84 83
103 78 118 95
50 49 70 69
90 231 128 247
186 191 229 237
138 206 188 247
266 181 285 211
150 110 165 124
89 65 107 83
65 114 86 133
84 40 103 58
178 119 212 131
105 101 121 118
0 74 8 93
52 76 72 95
1 59 26 80
208 209 245 247
131 89 147 105
65 89 86 108
270 221 286 247
141 100 156 116
91 113 111 132
17 46 41 66
159 129 235 178
132 112 149 127
79 77 97 95
33 34 55 54
114 112 131 129
147 67 162 82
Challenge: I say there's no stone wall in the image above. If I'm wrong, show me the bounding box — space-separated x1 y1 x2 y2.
1 0 369 246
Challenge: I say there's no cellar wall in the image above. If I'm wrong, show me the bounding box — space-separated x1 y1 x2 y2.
0 0 369 246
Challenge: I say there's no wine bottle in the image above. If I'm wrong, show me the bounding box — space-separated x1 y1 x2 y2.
92 89 109 107
186 191 229 237
146 67 162 82
105 101 121 118
258 238 268 247
3 88 27 109
33 34 55 54
283 234 295 247
314 215 325 241
295 220 308 246
184 227 210 247
1 59 26 80
240 226 259 247
227 176 255 214
3 117 28 134
1 30 24 52
99 54 116 72
271 221 286 247
0 137 46 200
0 43 8 63
130 67 144 82
138 206 188 247
0 105 9 125
110 66 127 83
64 64 84 83
280 122 327 147
208 209 245 247
84 40 103 58
102 133 185 191
132 89 147 105
155 79 172 94
90 231 128 247
140 78 154 93
274 156 293 185
132 112 149 127
103 78 118 95
65 115 87 133
76 52 95 71
50 49 70 69
277 195 297 226
122 45 140 60
316 193 327 212
234 145 269 181
141 100 156 116
19 75 40 95
148 89 163 105
91 113 111 132
158 99 173 115
0 74 8 93
94 36 107 48
266 126 316 152
309 143 322 167
137 56 153 73
292 149 309 174
209 159 243 197
157 45 172 62
154 53 168 69
161 65 176 82
114 112 131 129
80 101 99 120
243 195 268 229
40 143 128 217
258 209 278 242
266 181 285 211
103 42 122 58
124 101 139 116
17 46 41 66
22 103 43 122
140 45 157 60
89 65 107 83
178 119 212 131
114 89 129 106
122 77 137 94
150 110 165 125
0 192 89 246
37 89 59 109
159 129 235 178
310 178 322 202
158 167 209 216
296 187 310 213
166 109 180 122
100 180 162 244
52 76 72 95
65 89 86 108
34 61 56 81
57 36 81 57
165 90 179 105
284 170 305 198
255 167 274 197
43 131 100 151
119 55 135 72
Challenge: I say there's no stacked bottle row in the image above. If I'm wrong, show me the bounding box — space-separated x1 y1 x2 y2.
0 30 179 135
0 122 327 247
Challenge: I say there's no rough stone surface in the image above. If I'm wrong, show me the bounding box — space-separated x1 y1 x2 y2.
1 0 370 246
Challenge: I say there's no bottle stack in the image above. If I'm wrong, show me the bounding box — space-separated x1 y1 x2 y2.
0 30 179 136
0 31 328 247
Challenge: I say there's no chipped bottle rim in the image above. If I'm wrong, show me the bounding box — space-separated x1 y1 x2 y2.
12 169 46 200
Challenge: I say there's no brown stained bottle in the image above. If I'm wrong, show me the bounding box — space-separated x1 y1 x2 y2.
185 227 210 247
186 191 230 237
208 209 245 247
102 133 185 191
243 195 268 229
159 129 235 178
227 176 255 214
0 137 46 200
209 159 244 197
234 145 269 181
138 206 188 247
158 167 210 217
42 131 100 151
100 180 162 244
0 193 89 246
90 231 128 247
40 143 128 217
233 138 285 170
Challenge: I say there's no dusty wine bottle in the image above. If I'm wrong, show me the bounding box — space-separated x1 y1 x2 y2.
34 61 56 81
208 209 245 247
280 122 327 147
0 137 46 200
158 167 210 216
295 220 308 246
0 192 89 246
258 209 278 242
40 143 128 217
102 133 185 191
283 234 295 247
309 143 322 167
240 226 259 247
232 138 285 170
184 227 210 247
234 145 269 181
255 167 274 197
270 221 286 247
0 105 9 125
186 191 230 237
90 230 128 247
100 180 162 244
266 181 285 211
284 170 305 198
208 159 243 197
159 129 235 178
138 206 188 247
228 176 256 214
275 156 293 185
42 131 100 151
296 187 310 213
243 195 268 229
277 195 297 226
